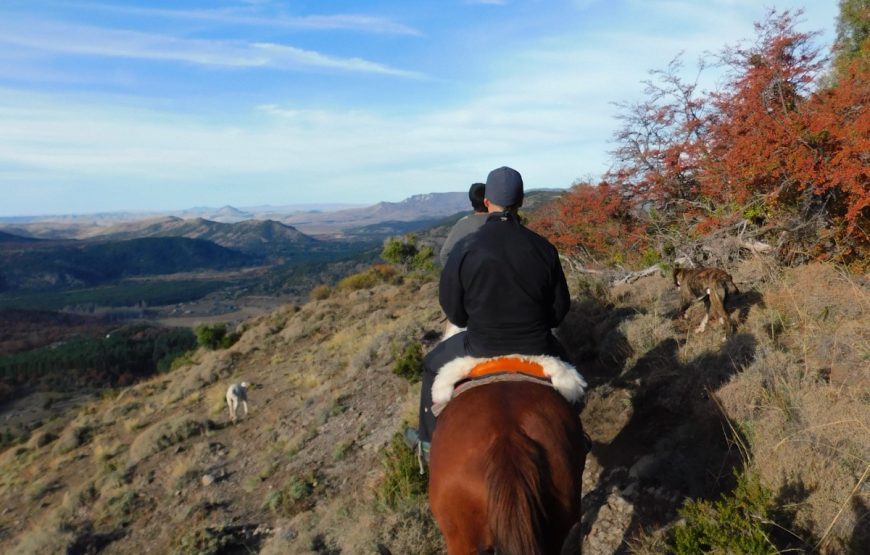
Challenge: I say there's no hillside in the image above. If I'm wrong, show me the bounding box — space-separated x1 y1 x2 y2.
86 218 321 258
0 231 40 244
0 237 255 292
0 258 865 554
280 192 471 235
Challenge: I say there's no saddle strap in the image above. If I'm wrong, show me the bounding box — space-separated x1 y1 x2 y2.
431 373 552 417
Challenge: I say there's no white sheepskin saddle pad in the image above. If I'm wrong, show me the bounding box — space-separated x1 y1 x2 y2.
431 354 587 407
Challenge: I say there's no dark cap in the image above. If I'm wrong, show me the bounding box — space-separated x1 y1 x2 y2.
485 166 523 207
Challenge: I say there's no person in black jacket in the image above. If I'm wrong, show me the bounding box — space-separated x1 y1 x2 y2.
405 166 571 459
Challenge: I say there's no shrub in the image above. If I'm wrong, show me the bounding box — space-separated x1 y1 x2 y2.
173 527 234 555
194 323 239 350
371 263 398 281
671 471 776 554
392 341 423 383
332 441 352 461
169 351 195 371
263 473 318 517
337 270 379 291
104 489 139 526
381 235 436 274
410 245 436 274
53 423 93 455
309 284 332 301
376 432 428 509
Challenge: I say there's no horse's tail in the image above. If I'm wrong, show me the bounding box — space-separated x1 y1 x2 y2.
486 431 548 555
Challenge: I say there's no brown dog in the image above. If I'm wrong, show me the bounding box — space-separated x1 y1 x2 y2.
673 267 739 336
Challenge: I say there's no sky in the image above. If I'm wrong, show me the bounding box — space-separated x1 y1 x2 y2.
0 0 840 217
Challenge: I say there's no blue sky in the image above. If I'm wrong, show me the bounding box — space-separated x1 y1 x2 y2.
0 1 839 216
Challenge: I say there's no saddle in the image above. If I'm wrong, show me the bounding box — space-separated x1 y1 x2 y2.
431 355 587 417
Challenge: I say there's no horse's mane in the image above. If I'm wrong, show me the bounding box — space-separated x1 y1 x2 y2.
485 429 550 555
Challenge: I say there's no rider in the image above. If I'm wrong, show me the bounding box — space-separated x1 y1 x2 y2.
439 182 487 267
405 166 572 460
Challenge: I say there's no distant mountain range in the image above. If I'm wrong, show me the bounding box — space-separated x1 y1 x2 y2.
278 192 480 235
0 189 566 295
0 191 476 237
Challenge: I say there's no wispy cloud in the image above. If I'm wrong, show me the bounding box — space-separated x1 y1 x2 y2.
0 19 424 78
43 1 422 35
0 0 839 215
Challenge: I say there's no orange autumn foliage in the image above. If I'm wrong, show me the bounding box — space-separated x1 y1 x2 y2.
530 182 644 263
537 10 867 267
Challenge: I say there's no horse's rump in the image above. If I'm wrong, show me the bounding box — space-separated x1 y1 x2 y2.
429 381 586 555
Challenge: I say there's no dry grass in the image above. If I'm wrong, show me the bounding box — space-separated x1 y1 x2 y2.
91 437 125 474
51 417 95 455
205 382 229 418
168 454 201 492
573 261 867 552
4 261 861 553
715 263 870 553
127 415 209 467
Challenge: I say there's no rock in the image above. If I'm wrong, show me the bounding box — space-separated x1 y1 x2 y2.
201 474 215 486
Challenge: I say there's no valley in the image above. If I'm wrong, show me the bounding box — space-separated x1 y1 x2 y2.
0 194 472 442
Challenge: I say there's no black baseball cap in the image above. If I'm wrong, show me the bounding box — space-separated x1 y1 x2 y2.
485 166 523 206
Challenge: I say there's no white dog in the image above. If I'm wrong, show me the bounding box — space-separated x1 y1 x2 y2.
226 381 249 423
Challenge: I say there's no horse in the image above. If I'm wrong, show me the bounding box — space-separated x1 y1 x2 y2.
427 379 588 555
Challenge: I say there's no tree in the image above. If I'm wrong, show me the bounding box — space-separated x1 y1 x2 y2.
608 57 710 211
832 0 870 76
542 8 867 267
701 10 826 209
195 323 226 350
381 234 435 273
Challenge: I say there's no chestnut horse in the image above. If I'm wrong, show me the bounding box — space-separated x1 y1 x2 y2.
428 380 588 555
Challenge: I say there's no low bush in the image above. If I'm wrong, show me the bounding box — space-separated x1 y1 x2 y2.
309 284 332 301
194 323 239 350
169 351 195 371
376 432 427 509
392 341 423 383
671 471 776 554
174 528 225 555
337 270 379 291
263 472 318 517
